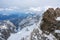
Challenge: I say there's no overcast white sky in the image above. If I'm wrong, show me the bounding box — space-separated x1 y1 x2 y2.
0 0 60 12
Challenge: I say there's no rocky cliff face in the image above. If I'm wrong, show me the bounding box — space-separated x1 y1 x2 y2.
41 8 60 40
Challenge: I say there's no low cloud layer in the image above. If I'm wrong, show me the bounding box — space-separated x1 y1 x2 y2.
0 0 60 12
0 7 19 11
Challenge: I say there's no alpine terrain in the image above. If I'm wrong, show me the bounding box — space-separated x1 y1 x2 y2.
0 8 60 40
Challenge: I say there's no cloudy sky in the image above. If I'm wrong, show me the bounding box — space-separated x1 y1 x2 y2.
0 0 60 12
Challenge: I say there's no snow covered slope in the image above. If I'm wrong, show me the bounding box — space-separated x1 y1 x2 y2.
8 23 37 40
8 13 42 40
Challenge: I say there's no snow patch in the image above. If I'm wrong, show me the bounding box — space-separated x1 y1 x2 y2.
56 17 60 21
0 24 7 29
55 30 60 33
43 33 57 40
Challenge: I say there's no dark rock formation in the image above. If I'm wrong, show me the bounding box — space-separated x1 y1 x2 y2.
40 8 60 40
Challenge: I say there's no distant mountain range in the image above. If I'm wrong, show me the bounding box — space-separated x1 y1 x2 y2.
0 10 41 40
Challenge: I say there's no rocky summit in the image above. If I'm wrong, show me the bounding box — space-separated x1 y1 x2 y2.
41 8 60 40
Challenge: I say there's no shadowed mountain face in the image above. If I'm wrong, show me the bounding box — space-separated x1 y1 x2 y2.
41 8 60 40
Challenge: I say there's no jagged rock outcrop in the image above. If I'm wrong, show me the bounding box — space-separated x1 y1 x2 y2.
41 8 56 32
40 8 60 40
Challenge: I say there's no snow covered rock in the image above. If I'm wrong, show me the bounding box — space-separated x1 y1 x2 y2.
0 20 16 40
